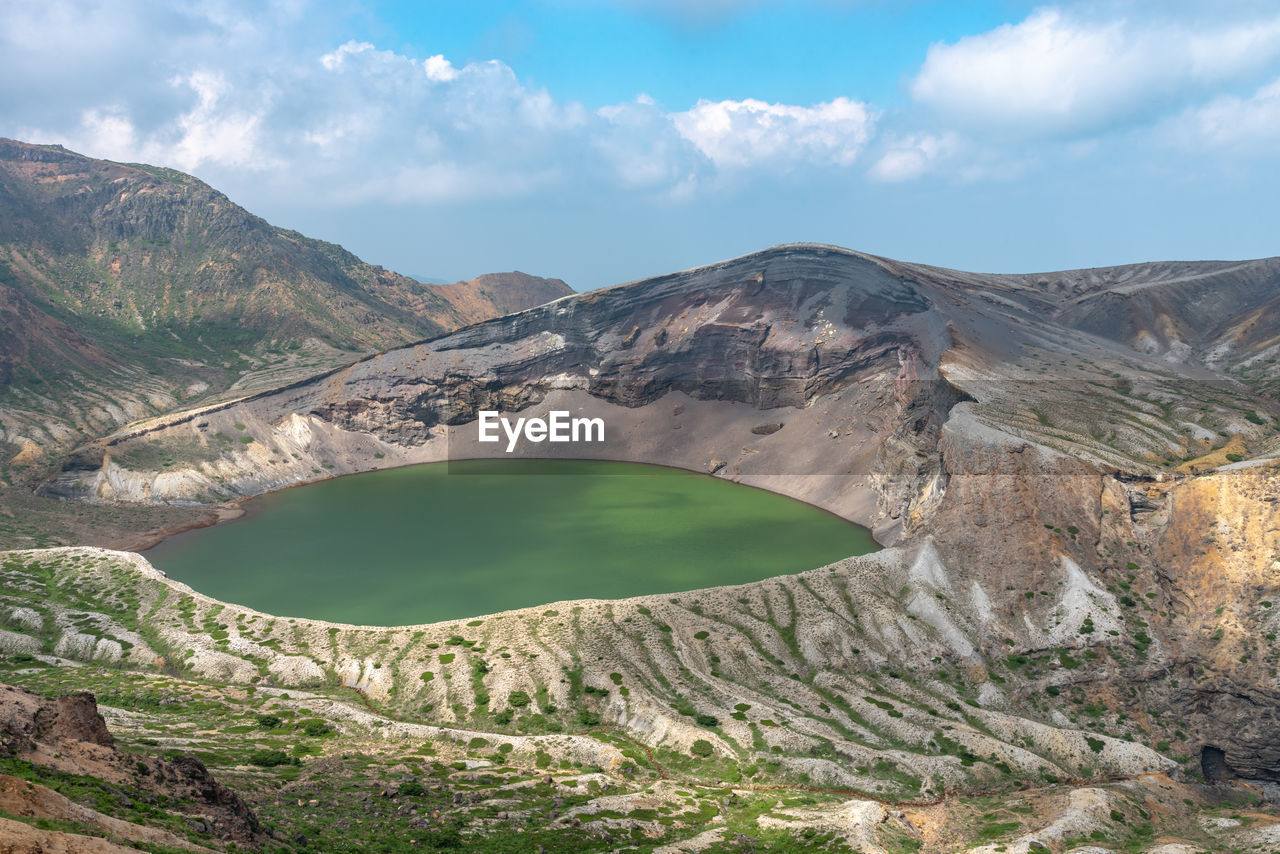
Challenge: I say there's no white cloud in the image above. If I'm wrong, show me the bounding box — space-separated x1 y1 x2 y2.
3 0 883 205
911 7 1280 138
868 133 958 182
78 110 140 160
20 32 596 204
596 96 702 191
1174 77 1280 150
424 54 459 82
319 40 370 71
165 71 265 170
671 97 875 169
24 0 1280 216
56 71 268 173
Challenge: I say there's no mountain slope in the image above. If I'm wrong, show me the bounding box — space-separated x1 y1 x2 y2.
59 244 1277 521
46 242 1280 790
0 138 570 468
8 242 1280 847
422 270 574 323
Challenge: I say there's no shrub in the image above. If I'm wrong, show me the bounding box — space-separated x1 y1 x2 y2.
399 780 425 796
255 714 282 729
508 690 531 707
248 749 296 767
690 739 714 758
301 720 332 737
577 709 600 726
1086 737 1106 754
694 713 719 727
979 821 1020 840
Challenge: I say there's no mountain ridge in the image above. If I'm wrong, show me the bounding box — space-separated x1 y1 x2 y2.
0 138 572 469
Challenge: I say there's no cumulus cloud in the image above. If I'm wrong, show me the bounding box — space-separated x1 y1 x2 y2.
67 72 267 173
868 133 959 182
1174 77 1280 150
911 7 1280 138
11 0 1280 226
671 97 875 169
2 0 881 206
595 95 703 193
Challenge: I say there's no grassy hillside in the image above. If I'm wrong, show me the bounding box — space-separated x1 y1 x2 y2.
0 138 570 471
3 546 1278 851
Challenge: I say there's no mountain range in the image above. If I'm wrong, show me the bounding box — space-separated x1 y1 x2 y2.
1 140 1279 851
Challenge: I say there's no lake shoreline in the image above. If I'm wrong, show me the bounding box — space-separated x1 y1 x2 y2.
111 502 248 553
142 459 880 625
126 455 885 555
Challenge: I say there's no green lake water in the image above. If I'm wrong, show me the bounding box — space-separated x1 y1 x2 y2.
146 460 879 626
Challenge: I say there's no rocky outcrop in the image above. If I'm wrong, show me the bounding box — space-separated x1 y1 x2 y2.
0 774 214 853
0 682 261 844
1147 463 1280 782
0 685 112 753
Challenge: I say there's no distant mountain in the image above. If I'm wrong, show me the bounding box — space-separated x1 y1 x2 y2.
0 138 570 466
423 271 573 322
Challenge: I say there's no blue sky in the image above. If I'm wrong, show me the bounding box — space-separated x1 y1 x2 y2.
356 1 1030 110
4 0 1280 288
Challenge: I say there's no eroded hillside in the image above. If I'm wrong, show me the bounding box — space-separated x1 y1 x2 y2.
50 245 1277 536
0 138 572 471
